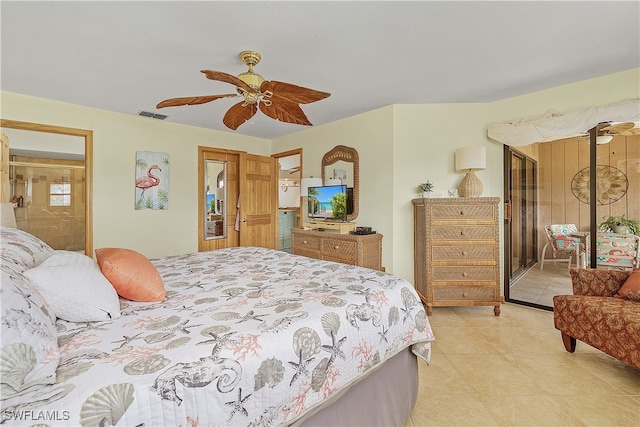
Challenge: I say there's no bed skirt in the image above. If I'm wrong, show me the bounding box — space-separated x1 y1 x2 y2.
296 347 419 426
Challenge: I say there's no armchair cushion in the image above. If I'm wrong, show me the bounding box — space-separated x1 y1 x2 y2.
569 268 631 297
615 270 640 302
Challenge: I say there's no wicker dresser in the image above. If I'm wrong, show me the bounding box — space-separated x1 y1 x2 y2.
412 197 501 316
291 229 383 271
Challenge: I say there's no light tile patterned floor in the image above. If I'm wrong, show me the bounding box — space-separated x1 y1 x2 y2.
407 303 640 427
509 263 573 307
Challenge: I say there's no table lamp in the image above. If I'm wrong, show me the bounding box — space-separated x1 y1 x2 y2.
455 146 486 197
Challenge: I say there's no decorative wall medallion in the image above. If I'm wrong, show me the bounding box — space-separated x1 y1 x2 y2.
571 165 628 205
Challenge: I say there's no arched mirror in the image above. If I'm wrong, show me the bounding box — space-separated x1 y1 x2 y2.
204 160 226 239
322 145 359 221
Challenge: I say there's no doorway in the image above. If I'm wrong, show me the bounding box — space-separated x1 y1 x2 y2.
273 148 302 252
1 119 93 255
504 146 552 310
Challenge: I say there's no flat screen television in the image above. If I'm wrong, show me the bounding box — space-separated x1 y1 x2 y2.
308 184 348 221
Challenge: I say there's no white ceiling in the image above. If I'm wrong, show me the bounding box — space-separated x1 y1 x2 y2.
2 1 639 140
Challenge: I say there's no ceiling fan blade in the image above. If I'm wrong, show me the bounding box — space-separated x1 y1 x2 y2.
599 122 635 134
201 70 256 94
289 166 301 174
222 101 257 130
261 81 330 104
259 98 312 126
156 94 237 109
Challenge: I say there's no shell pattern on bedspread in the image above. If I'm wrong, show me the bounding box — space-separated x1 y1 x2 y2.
0 246 434 427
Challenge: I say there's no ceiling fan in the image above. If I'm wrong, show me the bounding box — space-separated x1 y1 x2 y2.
157 51 331 131
570 121 640 144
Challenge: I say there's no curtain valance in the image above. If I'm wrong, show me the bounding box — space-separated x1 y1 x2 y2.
487 98 640 146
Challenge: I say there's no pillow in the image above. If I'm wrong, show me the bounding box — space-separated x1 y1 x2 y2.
0 266 59 398
95 248 166 302
0 226 54 271
23 251 121 322
615 270 640 302
0 203 17 228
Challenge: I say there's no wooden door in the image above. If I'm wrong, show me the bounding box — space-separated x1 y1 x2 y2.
1 132 9 202
198 148 277 251
198 148 240 252
239 153 278 249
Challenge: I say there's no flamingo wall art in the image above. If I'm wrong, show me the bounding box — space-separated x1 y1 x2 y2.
135 151 169 210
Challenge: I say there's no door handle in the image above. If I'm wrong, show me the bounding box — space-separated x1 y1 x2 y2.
505 199 512 223
240 218 247 223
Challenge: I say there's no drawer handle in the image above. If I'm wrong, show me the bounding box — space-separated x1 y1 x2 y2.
303 240 308 244
460 230 465 236
459 211 465 216
462 292 468 298
461 251 467 256
462 272 468 277
334 245 339 250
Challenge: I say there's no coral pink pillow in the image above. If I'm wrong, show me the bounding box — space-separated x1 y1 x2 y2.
95 248 166 302
615 271 640 302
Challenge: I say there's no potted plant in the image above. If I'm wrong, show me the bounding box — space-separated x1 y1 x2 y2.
598 215 640 236
417 181 434 198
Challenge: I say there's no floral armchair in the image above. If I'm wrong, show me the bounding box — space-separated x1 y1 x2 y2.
553 268 640 370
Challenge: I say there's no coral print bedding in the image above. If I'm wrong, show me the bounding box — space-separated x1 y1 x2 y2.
1 227 434 427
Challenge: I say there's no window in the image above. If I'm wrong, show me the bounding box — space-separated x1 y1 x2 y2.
50 183 71 206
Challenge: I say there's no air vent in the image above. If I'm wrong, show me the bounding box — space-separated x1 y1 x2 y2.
138 111 168 120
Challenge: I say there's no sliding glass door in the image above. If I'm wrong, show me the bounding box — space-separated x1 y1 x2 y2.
504 147 537 292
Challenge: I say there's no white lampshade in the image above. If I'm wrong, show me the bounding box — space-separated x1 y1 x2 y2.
455 146 486 172
300 177 322 198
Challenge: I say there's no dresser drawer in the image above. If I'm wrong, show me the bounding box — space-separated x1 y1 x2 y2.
432 245 495 261
431 204 495 221
323 255 356 266
292 234 321 251
431 225 495 241
322 239 357 258
433 265 496 281
433 285 497 302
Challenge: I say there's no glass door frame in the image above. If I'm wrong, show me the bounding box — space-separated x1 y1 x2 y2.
503 145 543 309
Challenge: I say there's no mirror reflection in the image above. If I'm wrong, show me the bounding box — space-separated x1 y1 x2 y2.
204 160 226 239
322 145 359 221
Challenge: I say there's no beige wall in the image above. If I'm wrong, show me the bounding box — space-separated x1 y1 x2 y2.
3 68 638 282
1 92 270 258
273 68 640 283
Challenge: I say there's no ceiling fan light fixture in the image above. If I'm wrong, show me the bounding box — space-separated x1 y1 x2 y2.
237 70 265 89
596 135 613 144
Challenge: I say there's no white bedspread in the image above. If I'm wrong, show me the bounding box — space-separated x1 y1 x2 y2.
1 247 434 426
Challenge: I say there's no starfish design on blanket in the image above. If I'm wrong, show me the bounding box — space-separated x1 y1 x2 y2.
225 387 252 420
378 325 389 343
197 331 236 358
111 333 144 350
288 349 315 386
321 331 347 366
236 310 267 324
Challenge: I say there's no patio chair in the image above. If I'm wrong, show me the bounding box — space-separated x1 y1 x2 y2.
592 233 640 271
540 224 583 270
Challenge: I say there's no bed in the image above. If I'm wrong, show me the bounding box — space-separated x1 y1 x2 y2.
0 226 434 426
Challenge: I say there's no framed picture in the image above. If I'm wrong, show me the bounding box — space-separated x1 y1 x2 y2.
135 151 169 210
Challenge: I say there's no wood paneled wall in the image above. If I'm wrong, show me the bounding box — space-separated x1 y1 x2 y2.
537 134 639 258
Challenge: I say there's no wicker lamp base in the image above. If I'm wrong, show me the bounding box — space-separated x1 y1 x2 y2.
459 170 483 197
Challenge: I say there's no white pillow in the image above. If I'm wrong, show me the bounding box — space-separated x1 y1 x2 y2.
24 251 121 322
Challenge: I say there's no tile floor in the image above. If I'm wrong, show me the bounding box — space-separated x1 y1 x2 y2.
509 262 573 307
407 303 640 427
